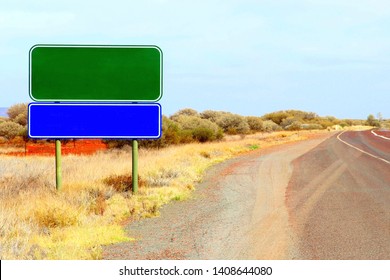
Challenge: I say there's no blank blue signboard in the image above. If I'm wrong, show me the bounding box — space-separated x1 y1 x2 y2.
28 103 162 139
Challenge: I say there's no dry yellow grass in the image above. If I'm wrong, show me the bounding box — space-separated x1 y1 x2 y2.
343 125 373 131
0 146 24 155
0 130 318 259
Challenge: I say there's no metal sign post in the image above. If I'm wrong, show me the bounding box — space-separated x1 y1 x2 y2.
55 140 62 191
132 140 138 194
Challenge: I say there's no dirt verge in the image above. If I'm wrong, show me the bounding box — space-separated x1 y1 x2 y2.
103 132 333 259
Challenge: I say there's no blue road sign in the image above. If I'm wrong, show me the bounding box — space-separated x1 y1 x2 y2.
28 103 162 139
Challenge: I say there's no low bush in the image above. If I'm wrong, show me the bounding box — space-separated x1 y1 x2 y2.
33 200 81 228
192 127 216 142
262 120 281 132
246 116 263 132
216 113 250 134
0 121 24 139
7 103 28 125
175 115 223 142
103 174 145 192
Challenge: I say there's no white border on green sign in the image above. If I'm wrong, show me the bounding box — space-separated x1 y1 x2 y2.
29 44 163 102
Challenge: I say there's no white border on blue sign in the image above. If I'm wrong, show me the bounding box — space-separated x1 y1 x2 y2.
28 103 162 139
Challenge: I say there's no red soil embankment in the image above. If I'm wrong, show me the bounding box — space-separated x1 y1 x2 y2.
4 139 107 156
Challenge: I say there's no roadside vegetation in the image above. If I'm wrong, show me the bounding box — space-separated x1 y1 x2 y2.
0 129 316 259
104 108 382 149
0 103 387 259
1 104 386 147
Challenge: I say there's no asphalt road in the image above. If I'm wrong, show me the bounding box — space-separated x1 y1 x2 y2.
104 130 389 260
287 130 389 259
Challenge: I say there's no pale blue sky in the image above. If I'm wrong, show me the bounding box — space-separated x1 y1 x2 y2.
0 0 389 119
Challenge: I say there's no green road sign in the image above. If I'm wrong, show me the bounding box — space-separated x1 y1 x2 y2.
29 45 162 101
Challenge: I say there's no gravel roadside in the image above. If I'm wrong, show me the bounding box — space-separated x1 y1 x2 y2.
103 133 332 260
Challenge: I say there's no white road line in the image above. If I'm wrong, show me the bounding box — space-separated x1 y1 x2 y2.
371 130 390 140
337 131 390 165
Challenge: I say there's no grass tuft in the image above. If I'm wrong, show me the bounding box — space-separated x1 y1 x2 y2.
103 174 145 192
248 144 259 150
32 224 132 259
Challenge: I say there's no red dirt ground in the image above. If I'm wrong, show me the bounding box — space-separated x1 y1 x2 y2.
3 139 107 156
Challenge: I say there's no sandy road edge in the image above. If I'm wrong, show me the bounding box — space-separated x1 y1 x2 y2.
245 133 335 259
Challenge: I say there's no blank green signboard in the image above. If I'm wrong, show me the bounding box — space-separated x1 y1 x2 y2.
29 45 162 101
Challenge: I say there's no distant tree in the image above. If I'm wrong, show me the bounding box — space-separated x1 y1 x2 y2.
377 112 383 122
366 114 375 123
366 114 380 127
7 103 28 125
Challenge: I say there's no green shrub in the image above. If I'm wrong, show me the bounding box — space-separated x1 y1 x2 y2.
262 120 281 132
175 115 222 141
280 117 297 129
262 111 289 125
301 123 323 130
119 117 183 149
170 108 199 121
7 103 28 126
262 110 319 126
192 127 215 142
0 121 24 139
317 118 334 129
215 113 250 134
285 121 302 131
246 116 263 132
366 114 380 127
200 110 226 122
